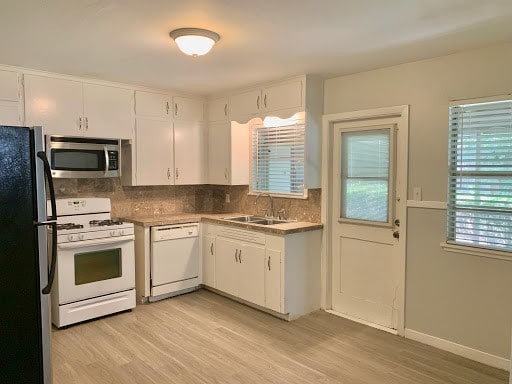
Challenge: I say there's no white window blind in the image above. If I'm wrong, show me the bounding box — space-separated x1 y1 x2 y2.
251 122 305 196
448 99 512 252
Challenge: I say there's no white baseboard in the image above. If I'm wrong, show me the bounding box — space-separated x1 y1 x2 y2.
405 329 510 371
326 309 398 335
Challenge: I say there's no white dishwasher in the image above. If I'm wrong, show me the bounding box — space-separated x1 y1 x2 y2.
150 223 200 301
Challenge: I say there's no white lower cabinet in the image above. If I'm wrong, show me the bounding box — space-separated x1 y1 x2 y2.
202 232 216 287
207 223 322 319
264 248 282 313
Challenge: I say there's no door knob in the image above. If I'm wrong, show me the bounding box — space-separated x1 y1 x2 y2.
392 231 400 239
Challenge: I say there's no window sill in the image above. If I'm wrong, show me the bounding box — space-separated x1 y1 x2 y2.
248 191 309 200
440 242 512 262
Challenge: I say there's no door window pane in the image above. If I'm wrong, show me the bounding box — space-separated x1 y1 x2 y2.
340 129 391 223
75 249 122 285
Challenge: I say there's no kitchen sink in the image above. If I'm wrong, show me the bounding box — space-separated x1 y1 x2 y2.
222 215 289 226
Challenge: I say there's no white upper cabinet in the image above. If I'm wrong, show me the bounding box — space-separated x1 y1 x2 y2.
0 70 21 126
229 77 305 122
135 117 173 186
207 96 229 122
24 74 133 139
263 79 303 113
135 90 171 118
174 120 207 185
173 96 204 121
24 75 83 136
229 89 262 120
208 121 231 184
82 83 133 139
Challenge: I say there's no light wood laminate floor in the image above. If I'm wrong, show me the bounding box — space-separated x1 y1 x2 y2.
52 289 508 384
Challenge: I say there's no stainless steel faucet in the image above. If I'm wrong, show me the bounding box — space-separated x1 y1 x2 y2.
255 193 274 217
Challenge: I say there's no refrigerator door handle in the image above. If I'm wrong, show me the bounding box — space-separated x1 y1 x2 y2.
36 151 58 294
36 151 57 221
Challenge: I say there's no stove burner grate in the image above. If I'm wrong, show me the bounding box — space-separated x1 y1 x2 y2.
89 219 124 227
56 223 84 231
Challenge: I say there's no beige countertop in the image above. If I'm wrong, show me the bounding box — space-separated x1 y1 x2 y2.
121 213 323 235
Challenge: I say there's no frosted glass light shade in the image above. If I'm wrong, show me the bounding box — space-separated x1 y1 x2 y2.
170 28 220 57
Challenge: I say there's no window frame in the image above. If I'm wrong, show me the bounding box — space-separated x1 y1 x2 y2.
445 95 512 257
249 116 308 199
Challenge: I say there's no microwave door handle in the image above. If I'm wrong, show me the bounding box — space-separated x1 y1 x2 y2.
104 146 110 176
35 151 58 294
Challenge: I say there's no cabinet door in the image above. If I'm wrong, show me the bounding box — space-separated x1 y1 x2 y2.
135 90 171 118
238 243 265 307
174 121 206 185
202 234 216 287
263 80 303 112
230 121 250 185
136 118 173 185
265 249 282 312
230 89 261 119
83 83 133 139
208 121 230 185
215 237 239 296
0 70 19 101
173 96 204 121
207 97 229 122
24 74 83 136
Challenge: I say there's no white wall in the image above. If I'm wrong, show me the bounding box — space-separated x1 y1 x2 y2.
324 43 512 360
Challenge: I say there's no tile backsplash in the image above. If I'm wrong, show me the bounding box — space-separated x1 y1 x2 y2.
53 179 321 223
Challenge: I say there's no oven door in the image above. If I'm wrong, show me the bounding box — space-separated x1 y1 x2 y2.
56 236 135 304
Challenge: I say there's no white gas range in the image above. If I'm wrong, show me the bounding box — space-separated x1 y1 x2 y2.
50 198 135 327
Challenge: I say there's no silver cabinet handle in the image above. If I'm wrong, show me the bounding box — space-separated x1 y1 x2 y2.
85 117 89 130
264 94 267 108
224 103 228 116
175 103 178 116
210 242 214 255
167 168 171 179
175 168 179 179
234 249 238 262
78 116 83 130
224 168 228 181
268 256 271 271
166 101 170 115
239 249 242 263
256 95 260 109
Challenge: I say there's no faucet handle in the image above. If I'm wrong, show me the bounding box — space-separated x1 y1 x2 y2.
277 208 287 220
261 209 269 217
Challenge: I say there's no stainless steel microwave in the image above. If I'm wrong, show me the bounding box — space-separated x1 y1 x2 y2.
46 136 120 178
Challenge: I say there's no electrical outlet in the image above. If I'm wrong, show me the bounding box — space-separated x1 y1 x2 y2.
413 187 422 201
225 193 230 203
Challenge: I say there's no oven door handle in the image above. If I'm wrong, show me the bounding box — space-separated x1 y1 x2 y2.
104 146 110 176
58 235 135 249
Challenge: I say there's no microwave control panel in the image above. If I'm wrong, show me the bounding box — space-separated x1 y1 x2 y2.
108 151 119 170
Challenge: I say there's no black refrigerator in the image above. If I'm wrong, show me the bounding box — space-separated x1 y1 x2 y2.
0 126 57 383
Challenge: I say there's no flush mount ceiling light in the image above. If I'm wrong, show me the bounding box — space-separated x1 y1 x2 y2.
169 28 220 57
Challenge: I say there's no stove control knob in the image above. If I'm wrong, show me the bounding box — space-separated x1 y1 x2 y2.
68 234 75 242
110 230 116 237
79 234 85 241
119 229 125 236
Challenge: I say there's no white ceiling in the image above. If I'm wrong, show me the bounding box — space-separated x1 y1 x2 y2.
2 0 512 95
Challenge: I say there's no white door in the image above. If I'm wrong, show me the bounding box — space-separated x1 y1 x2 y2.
331 117 403 330
263 80 303 112
135 90 171 118
0 70 21 126
230 89 261 118
136 118 173 185
208 121 230 184
82 83 133 139
215 237 239 296
202 234 216 287
173 96 204 121
238 243 265 306
174 121 206 184
24 74 83 136
207 97 229 122
264 248 282 312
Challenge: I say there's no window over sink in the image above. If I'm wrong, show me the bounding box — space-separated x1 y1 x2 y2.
250 113 306 197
